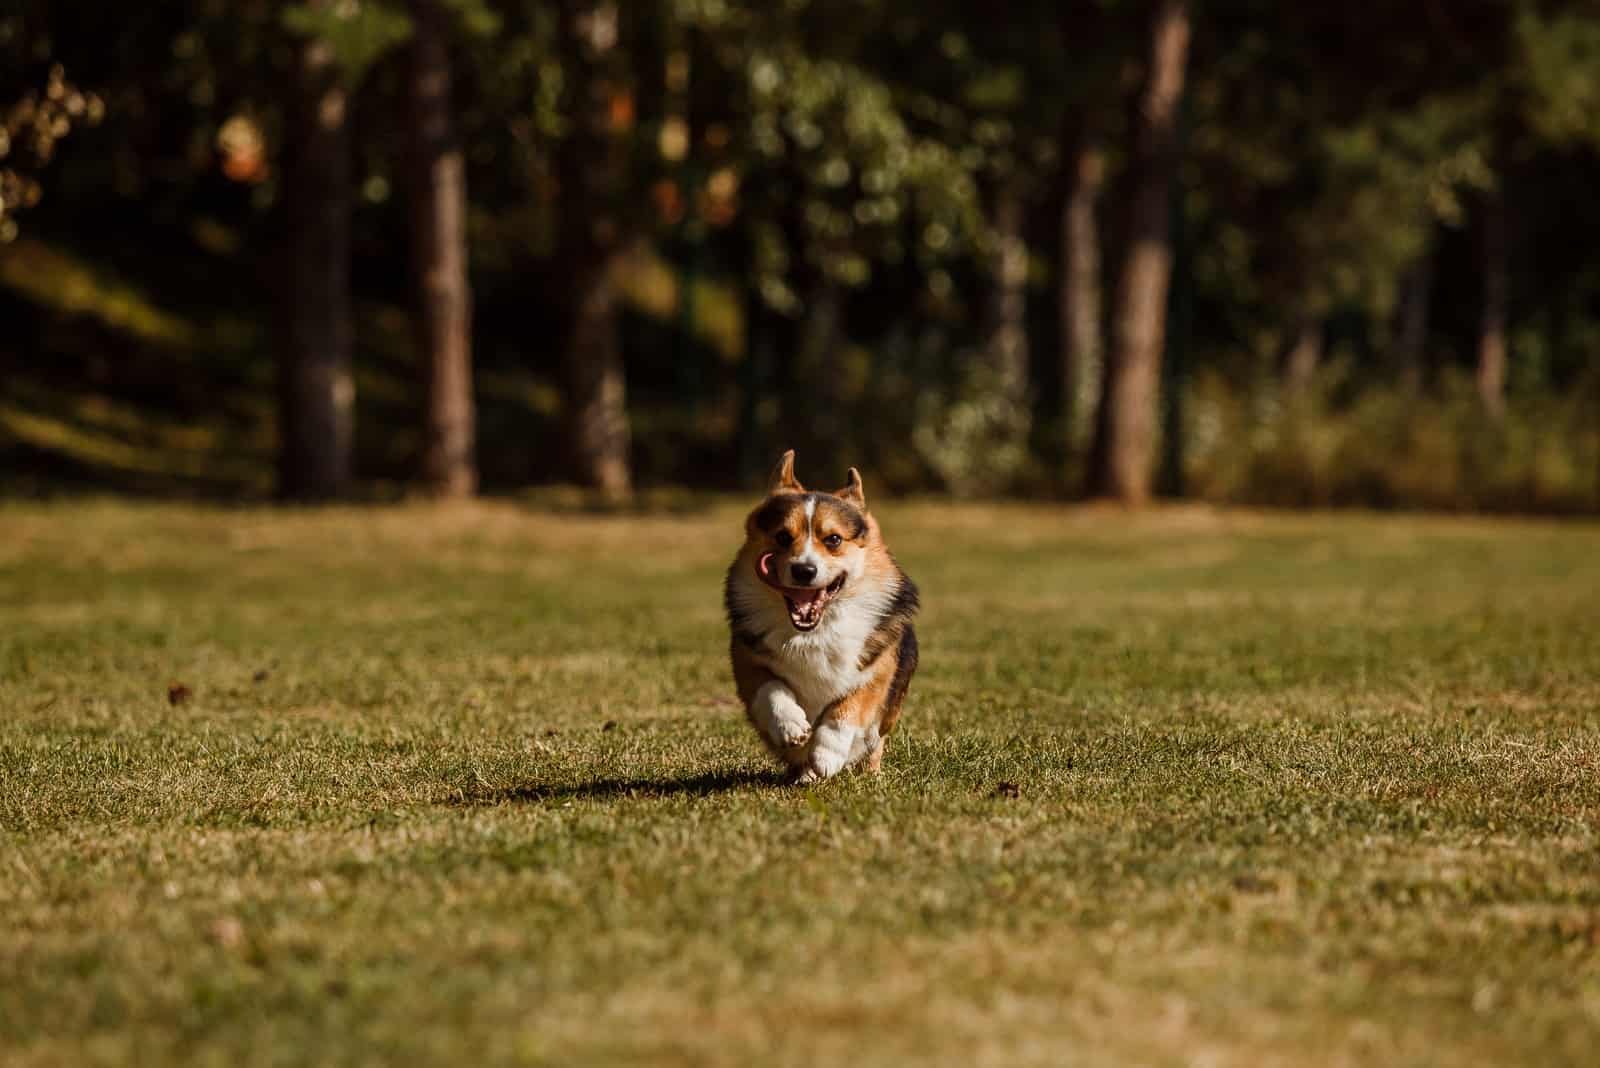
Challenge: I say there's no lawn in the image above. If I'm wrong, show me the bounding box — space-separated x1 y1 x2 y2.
2 499 1598 1066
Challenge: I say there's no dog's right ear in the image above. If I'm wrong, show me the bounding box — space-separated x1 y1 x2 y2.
836 467 866 510
767 449 804 495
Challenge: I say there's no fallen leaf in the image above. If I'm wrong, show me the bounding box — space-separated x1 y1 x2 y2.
167 683 193 706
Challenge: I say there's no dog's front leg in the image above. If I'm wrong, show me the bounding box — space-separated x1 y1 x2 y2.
791 665 896 783
750 680 812 754
791 718 861 783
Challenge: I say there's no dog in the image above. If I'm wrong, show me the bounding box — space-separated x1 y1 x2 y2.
724 450 919 783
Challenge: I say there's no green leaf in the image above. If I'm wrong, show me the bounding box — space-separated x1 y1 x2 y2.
281 2 414 85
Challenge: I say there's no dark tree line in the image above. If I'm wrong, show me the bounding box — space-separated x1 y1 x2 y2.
3 1 1599 509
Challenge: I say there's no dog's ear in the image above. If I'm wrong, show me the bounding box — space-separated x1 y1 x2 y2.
767 449 803 495
836 467 866 510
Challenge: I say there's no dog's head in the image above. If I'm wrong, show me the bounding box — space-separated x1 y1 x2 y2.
739 449 877 632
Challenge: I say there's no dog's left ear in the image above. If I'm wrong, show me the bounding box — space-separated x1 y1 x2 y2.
836 467 866 510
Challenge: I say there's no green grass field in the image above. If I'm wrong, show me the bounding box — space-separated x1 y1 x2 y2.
3 500 1599 1066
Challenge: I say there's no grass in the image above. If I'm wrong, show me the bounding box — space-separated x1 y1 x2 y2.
2 499 1599 1066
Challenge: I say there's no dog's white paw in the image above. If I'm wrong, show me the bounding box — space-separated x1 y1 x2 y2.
789 766 823 786
775 720 812 749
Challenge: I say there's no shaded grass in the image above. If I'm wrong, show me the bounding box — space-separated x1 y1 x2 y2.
2 501 1599 1065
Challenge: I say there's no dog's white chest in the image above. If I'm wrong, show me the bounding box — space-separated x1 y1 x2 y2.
764 611 875 717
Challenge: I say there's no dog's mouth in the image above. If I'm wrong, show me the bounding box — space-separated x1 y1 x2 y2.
784 573 847 630
758 553 847 631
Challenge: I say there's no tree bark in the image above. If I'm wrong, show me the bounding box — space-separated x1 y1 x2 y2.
407 0 476 498
1060 135 1104 463
1477 190 1509 421
1089 0 1191 504
1282 315 1323 397
988 178 1030 410
277 5 353 501
564 252 633 498
556 0 632 499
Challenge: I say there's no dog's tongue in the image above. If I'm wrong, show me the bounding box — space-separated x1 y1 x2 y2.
788 586 823 605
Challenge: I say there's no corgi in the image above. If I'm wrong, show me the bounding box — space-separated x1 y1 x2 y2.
724 450 919 783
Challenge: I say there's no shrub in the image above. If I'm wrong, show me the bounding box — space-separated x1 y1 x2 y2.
1185 365 1600 513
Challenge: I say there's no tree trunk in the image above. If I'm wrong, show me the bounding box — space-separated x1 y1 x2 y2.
557 0 632 499
407 0 476 498
1282 315 1323 396
798 277 842 375
1060 134 1104 465
564 254 633 498
277 6 353 501
1395 247 1433 392
1477 190 1509 421
1089 0 1190 504
988 178 1030 411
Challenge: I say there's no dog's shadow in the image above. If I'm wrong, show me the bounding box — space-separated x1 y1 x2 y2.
450 767 786 806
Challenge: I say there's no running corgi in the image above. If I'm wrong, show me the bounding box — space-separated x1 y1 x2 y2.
724 450 919 783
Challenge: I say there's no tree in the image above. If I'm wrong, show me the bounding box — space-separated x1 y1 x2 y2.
1059 132 1105 468
1476 187 1509 420
555 0 633 500
407 0 476 497
986 177 1030 417
277 0 355 501
1090 0 1190 504
1281 316 1323 397
1047 0 1126 489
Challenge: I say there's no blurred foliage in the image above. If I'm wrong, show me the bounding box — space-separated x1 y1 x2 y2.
281 2 415 83
0 0 1598 507
1187 364 1599 513
0 59 103 241
1517 8 1600 149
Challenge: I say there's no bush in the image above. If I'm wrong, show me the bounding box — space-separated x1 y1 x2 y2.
1185 365 1600 513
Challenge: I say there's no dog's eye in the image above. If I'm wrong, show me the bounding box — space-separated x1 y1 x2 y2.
823 534 843 549
774 530 793 548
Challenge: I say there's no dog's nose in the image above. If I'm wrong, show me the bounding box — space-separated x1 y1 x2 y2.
789 561 818 585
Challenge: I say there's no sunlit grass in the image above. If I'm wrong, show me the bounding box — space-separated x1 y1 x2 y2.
2 501 1598 1065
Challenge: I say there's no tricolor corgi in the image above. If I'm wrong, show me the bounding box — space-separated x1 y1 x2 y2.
725 450 919 783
